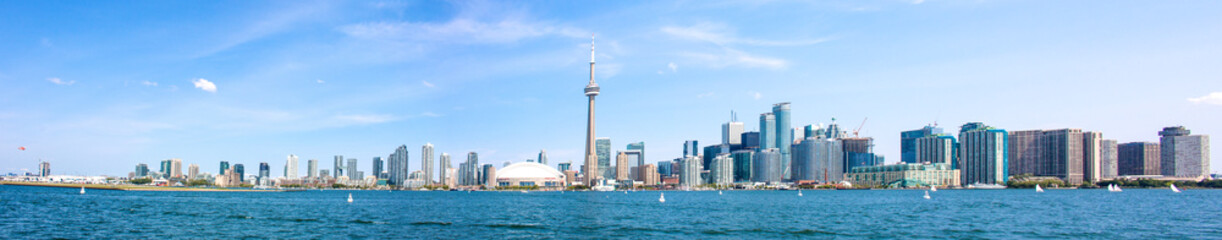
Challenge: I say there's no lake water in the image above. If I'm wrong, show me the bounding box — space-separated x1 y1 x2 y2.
2 185 1220 239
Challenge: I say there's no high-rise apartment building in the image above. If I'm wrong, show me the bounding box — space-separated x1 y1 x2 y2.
188 164 199 180
772 103 792 180
1119 142 1160 176
537 149 548 166
958 122 1008 186
596 137 612 179
439 153 451 186
1082 132 1103 182
285 154 299 179
678 156 703 188
615 152 630 181
901 125 943 164
1008 129 1087 185
422 143 434 184
333 156 344 178
346 158 358 180
640 164 659 185
759 113 775 150
1159 126 1211 178
38 161 50 177
915 135 956 166
1100 140 1118 179
307 159 318 179
388 145 409 186
372 156 384 180
752 148 782 183
219 161 229 177
710 153 734 185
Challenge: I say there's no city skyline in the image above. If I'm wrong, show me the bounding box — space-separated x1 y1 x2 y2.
2 1 1221 177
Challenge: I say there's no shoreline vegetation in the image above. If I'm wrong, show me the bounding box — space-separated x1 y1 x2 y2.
0 181 298 192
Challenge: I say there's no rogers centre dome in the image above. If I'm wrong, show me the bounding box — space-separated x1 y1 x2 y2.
495 162 566 189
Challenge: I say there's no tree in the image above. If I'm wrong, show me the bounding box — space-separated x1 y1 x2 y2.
130 178 152 185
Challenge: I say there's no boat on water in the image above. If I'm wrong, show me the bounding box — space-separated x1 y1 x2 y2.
930 185 937 192
1108 184 1123 192
658 192 666 203
1171 184 1181 193
591 185 616 192
347 193 353 203
80 186 85 195
966 183 1007 189
923 191 931 199
1035 184 1044 193
797 190 803 197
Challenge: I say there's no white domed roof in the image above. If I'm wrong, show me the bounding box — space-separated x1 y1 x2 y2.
496 162 564 180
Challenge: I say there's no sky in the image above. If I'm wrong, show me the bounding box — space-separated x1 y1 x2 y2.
2 0 1221 177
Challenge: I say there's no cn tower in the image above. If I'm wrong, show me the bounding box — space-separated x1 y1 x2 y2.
583 35 600 187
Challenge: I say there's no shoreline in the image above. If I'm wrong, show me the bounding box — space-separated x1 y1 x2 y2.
0 181 299 192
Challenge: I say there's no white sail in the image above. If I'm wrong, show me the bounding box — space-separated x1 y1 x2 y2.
80 186 85 195
1035 184 1044 193
798 190 803 197
1171 184 1181 193
1113 184 1123 192
659 193 666 203
347 193 353 203
930 185 937 192
719 190 723 195
923 190 931 199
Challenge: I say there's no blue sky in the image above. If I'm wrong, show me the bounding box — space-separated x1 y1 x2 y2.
2 0 1220 176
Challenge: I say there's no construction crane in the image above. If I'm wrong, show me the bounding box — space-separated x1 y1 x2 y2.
852 117 868 137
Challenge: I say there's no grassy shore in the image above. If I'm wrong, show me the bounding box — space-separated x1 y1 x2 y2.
0 181 296 192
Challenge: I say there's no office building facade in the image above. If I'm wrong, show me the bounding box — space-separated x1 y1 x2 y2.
958 123 1008 186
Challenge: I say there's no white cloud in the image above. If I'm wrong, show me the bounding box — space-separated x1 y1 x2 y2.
682 48 788 69
192 78 217 93
334 114 394 124
668 62 678 72
422 80 435 88
316 79 325 84
47 77 74 86
421 112 441 117
141 81 158 86
912 0 926 4
340 18 585 44
1187 92 1222 105
661 23 829 47
749 91 762 100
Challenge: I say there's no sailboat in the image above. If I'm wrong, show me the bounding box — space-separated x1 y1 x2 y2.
658 192 666 203
923 190 931 199
719 190 723 195
1171 184 1181 193
798 190 803 197
347 193 353 203
79 186 85 195
1108 184 1123 192
930 185 937 192
1035 184 1044 193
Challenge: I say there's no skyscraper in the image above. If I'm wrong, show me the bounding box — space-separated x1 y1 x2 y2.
135 163 149 178
627 142 645 165
841 137 878 172
465 152 480 186
1119 142 1160 175
346 158 358 180
596 137 612 179
752 148 782 183
759 113 775 150
740 131 760 150
731 150 753 182
710 154 734 185
482 164 497 188
678 156 702 188
372 156 384 180
439 153 451 186
219 161 229 176
582 35 601 187
538 149 548 166
188 164 199 180
38 161 50 177
615 152 630 181
958 122 1008 186
901 125 943 164
683 140 699 157
171 158 182 179
558 162 571 172
333 156 344 178
772 103 792 180
389 145 410 186
1082 131 1102 183
1159 126 1211 178
915 135 956 166
1009 129 1086 185
285 154 299 179
1100 140 1119 179
422 143 434 184
234 164 245 182
723 112 744 145
307 159 318 179
258 162 270 185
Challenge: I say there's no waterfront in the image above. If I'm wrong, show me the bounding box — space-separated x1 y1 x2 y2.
3 185 1220 239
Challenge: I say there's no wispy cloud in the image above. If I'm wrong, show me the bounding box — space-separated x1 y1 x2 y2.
141 81 158 87
422 80 435 88
1188 92 1222 105
334 114 395 124
421 112 441 117
668 62 678 72
749 91 763 100
46 77 74 86
697 92 715 98
912 0 926 4
661 23 829 47
340 18 585 45
193 2 332 58
192 78 217 93
681 48 788 69
316 79 325 84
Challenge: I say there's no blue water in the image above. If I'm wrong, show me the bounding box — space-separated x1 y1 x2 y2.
2 185 1221 239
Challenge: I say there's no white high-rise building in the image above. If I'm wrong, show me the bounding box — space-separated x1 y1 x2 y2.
285 154 299 179
723 120 744 146
422 143 434 185
187 164 199 180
